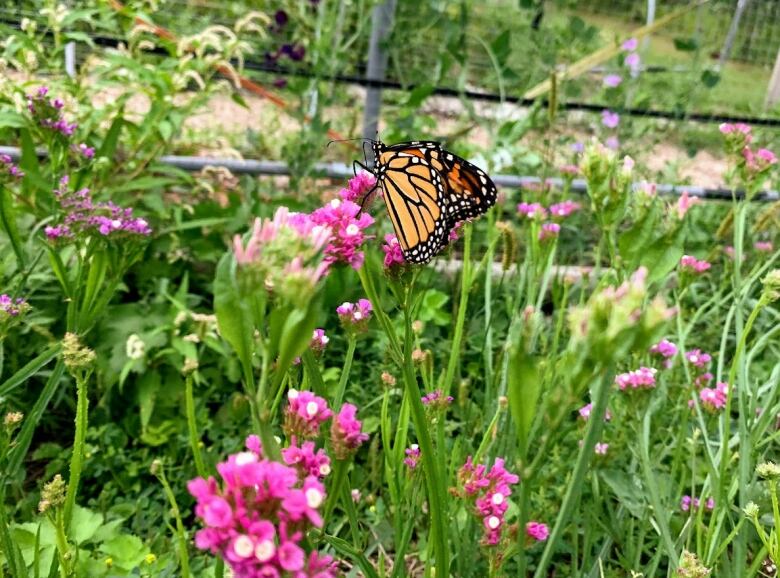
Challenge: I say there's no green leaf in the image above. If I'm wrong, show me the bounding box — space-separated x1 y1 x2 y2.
69 506 104 545
0 111 27 128
19 129 47 195
640 225 686 284
600 469 646 518
618 204 659 271
137 372 160 432
231 91 249 109
272 306 318 390
213 254 253 369
490 30 512 67
701 69 721 88
673 37 699 51
5 361 66 479
99 534 148 570
97 112 123 161
0 344 59 397
507 349 541 456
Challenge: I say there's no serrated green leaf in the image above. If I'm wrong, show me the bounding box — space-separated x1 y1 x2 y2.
507 349 541 456
70 506 104 545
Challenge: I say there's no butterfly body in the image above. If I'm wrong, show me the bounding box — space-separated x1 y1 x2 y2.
367 140 497 264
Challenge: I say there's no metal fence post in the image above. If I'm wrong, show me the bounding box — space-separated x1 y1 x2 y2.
362 0 397 162
718 0 751 69
643 0 656 50
766 46 780 109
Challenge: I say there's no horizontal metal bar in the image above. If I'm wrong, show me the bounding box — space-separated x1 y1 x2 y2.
1 145 777 201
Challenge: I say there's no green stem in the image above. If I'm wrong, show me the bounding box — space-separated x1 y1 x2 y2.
185 374 207 479
533 366 613 578
324 458 349 524
333 337 357 410
52 510 70 578
156 463 192 578
357 266 402 364
63 374 88 529
442 226 472 396
402 295 449 575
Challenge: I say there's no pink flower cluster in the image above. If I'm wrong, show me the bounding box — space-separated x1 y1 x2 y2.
594 442 609 455
615 367 657 391
693 381 730 413
330 404 369 460
309 329 329 354
650 339 678 359
76 143 95 159
338 172 376 204
743 146 777 174
283 390 332 439
310 199 374 270
681 495 715 512
680 255 711 274
685 349 711 369
0 154 24 181
421 389 454 409
382 233 406 269
602 110 620 129
44 176 152 241
603 74 622 88
755 241 774 253
336 299 372 332
188 436 338 578
676 191 701 219
719 123 751 137
457 457 520 546
538 222 560 242
26 87 77 137
282 441 331 480
526 522 549 542
403 445 420 470
577 402 612 422
549 200 581 218
0 294 29 318
517 202 547 220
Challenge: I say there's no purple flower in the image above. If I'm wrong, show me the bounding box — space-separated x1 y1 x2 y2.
0 155 24 182
622 37 638 51
404 445 420 470
601 110 620 129
603 74 622 88
605 136 620 150
0 294 30 318
274 9 288 27
309 328 329 354
549 200 581 219
282 440 331 479
457 457 520 546
77 143 95 159
685 349 711 369
624 52 641 75
421 389 454 409
571 142 585 153
526 522 549 542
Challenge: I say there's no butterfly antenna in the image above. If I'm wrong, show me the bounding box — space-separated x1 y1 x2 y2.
326 137 372 148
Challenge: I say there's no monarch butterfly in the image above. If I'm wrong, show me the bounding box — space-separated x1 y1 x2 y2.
357 140 497 264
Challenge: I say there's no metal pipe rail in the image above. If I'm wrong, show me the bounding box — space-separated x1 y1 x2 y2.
1 146 777 202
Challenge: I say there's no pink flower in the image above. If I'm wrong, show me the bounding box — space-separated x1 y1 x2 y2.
699 381 729 412
650 339 678 358
577 402 611 421
188 435 338 577
601 110 620 128
310 199 374 270
404 445 420 470
624 52 641 74
594 442 609 455
336 299 372 333
603 74 622 87
458 457 520 546
680 255 711 274
675 190 701 219
382 233 406 269
77 143 95 159
448 221 463 242
339 172 377 203
282 440 331 479
719 122 751 136
283 389 332 439
681 495 715 513
622 37 638 51
517 202 548 220
310 328 329 353
421 389 454 409
615 367 657 390
559 164 580 176
605 136 620 150
755 241 774 252
694 372 714 388
0 294 29 318
549 200 581 219
526 521 549 542
330 403 369 459
538 222 561 241
724 245 735 259
685 349 711 369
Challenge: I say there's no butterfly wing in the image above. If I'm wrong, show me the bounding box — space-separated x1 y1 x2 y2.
383 142 497 223
375 147 450 264
435 149 497 223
